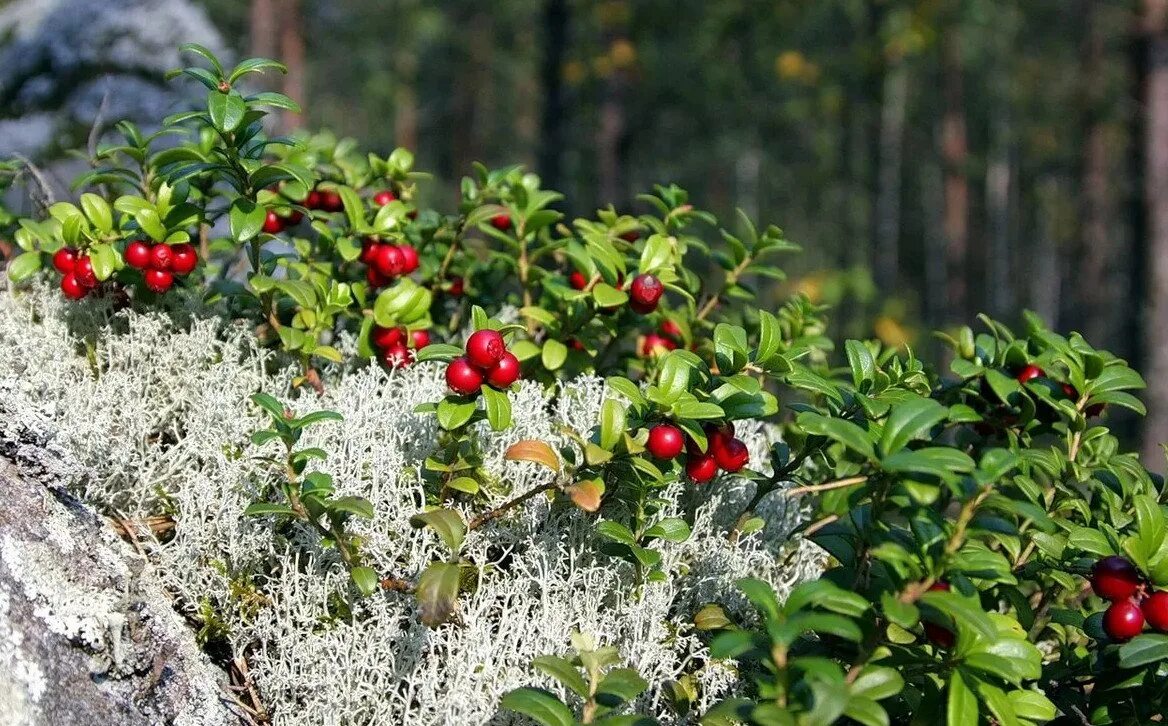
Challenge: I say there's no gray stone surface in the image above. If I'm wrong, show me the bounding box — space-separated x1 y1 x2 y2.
0 418 238 726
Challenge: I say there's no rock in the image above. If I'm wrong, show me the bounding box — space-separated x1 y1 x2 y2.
0 420 237 726
0 0 229 159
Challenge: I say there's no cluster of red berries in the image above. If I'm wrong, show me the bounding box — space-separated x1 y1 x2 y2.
304 186 344 212
1015 363 1104 417
1091 555 1168 641
123 240 198 293
53 248 100 299
361 239 420 287
262 208 304 235
568 270 664 315
641 319 683 357
445 329 521 395
371 325 430 369
644 422 749 483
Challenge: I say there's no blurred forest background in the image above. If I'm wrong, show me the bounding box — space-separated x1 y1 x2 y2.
7 0 1168 463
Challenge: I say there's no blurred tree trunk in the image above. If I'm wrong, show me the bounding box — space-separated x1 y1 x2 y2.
986 114 1014 317
1141 0 1168 464
539 0 567 191
250 0 277 62
875 60 908 292
940 23 969 325
277 0 304 132
452 11 493 176
597 43 630 206
394 50 418 151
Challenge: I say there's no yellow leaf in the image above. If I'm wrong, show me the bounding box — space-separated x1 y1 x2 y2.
566 479 605 512
504 440 560 472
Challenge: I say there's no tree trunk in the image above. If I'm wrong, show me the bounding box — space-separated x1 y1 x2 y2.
538 0 568 192
597 59 629 206
875 61 908 291
940 24 970 325
1141 0 1168 465
249 0 278 62
394 51 418 151
277 0 305 133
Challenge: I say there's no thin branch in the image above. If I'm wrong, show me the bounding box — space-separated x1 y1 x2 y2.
469 482 557 530
784 475 868 497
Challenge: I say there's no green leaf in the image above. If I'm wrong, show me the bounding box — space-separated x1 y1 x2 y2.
542 339 569 371
228 57 288 83
599 398 626 451
207 89 247 132
851 666 904 701
1117 634 1168 668
946 671 977 726
1007 691 1057 722
251 392 286 419
230 198 266 242
714 324 749 374
593 283 628 308
796 412 874 460
349 566 378 596
597 521 637 546
596 668 649 711
481 385 513 431
5 252 41 283
416 562 461 627
330 496 374 520
644 518 692 542
294 410 343 428
409 508 466 553
243 502 297 517
500 688 575 726
79 193 113 233
414 344 462 363
845 340 876 389
436 398 477 430
531 655 589 697
879 398 947 455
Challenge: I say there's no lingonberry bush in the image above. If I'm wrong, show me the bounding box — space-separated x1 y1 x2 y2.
3 44 1168 724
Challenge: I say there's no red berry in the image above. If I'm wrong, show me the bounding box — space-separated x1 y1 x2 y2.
397 245 419 274
619 230 640 242
52 248 77 274
144 269 174 294
171 244 198 275
646 424 685 459
360 238 379 264
123 241 150 270
262 210 285 234
446 357 485 396
373 244 405 277
448 277 464 296
380 341 412 369
630 274 664 313
714 437 749 473
373 190 397 206
924 622 955 648
640 333 677 357
305 190 322 209
486 351 521 388
287 209 305 225
1092 556 1141 601
1144 591 1168 632
410 329 431 349
686 453 718 483
367 266 390 288
149 244 173 271
490 212 512 231
371 325 406 350
659 319 683 340
73 256 97 288
1103 600 1145 641
929 581 951 592
60 273 85 300
569 271 590 290
1016 364 1045 384
466 329 505 369
320 190 344 212
1063 382 1105 417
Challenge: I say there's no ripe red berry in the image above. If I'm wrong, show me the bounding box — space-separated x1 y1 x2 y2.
171 244 198 275
1142 591 1168 631
360 238 379 264
646 424 685 459
321 190 344 212
569 271 590 290
446 357 485 396
367 266 390 288
60 273 85 300
630 274 664 314
448 277 464 296
373 244 405 277
123 241 150 270
686 453 718 483
397 245 419 274
52 248 77 274
149 244 173 271
373 190 397 206
73 256 97 288
486 351 521 388
287 209 305 225
490 212 512 231
659 319 683 340
410 329 431 349
371 325 406 350
466 329 505 369
714 437 750 473
380 341 412 369
1092 556 1141 601
262 210 285 234
923 622 956 648
1104 600 1145 641
144 269 174 294
640 333 677 357
305 190 322 209
619 230 640 242
929 581 951 592
1016 364 1045 384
